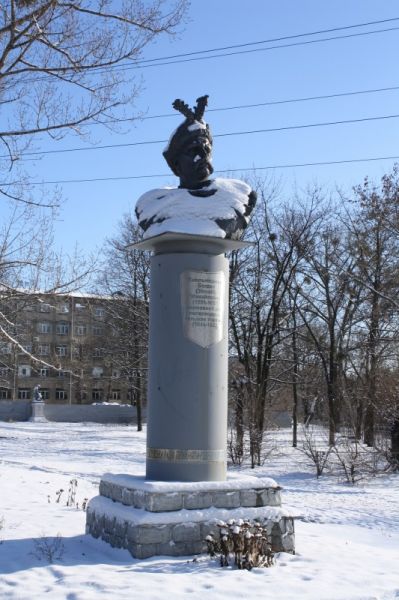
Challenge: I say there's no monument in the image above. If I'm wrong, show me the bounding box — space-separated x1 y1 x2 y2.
86 96 295 558
29 384 47 423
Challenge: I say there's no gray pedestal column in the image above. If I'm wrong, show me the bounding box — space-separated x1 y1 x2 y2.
133 233 249 482
29 400 47 423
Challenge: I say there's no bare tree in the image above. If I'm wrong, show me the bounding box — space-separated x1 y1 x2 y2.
293 212 364 446
0 1 186 385
98 213 149 430
229 182 318 466
0 0 187 204
344 168 399 448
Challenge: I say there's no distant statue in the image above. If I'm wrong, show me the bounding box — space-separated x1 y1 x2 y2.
33 384 42 403
136 95 256 240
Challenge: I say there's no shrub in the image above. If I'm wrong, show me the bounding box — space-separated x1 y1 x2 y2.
206 519 274 570
32 534 65 563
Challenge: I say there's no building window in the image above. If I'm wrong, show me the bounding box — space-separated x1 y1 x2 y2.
94 307 105 318
0 367 9 378
75 325 86 336
18 365 31 377
92 366 103 378
0 388 11 399
39 303 51 312
37 322 52 334
111 390 121 401
55 345 68 357
55 389 67 400
40 388 50 400
0 342 12 355
92 326 103 336
56 322 69 335
18 388 31 400
93 347 105 358
92 389 102 401
58 303 69 314
39 368 49 377
112 369 120 378
58 370 67 378
38 345 50 356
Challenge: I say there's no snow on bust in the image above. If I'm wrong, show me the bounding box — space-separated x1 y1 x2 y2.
136 177 256 240
135 95 257 240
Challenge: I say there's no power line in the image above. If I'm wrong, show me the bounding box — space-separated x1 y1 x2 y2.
12 112 399 159
132 16 399 64
87 84 399 125
2 155 399 186
18 18 399 83
111 26 399 73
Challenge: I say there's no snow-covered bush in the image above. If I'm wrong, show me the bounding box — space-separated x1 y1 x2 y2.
32 534 65 563
332 436 387 484
299 426 333 477
206 519 274 570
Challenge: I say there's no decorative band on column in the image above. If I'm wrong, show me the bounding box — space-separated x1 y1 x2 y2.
147 447 226 463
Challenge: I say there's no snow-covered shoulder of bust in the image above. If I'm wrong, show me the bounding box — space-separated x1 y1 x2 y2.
135 178 252 239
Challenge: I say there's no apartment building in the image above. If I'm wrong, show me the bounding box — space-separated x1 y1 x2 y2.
0 292 143 405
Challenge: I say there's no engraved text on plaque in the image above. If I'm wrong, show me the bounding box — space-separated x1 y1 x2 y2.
180 271 225 348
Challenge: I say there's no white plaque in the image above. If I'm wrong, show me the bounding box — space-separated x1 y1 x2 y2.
180 271 225 348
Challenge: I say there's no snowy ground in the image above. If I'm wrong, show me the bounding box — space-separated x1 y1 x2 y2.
0 422 398 600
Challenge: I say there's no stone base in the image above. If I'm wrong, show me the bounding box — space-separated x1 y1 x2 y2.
29 401 47 423
86 474 295 559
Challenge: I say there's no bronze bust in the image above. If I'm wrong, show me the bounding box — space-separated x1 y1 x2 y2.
136 95 256 240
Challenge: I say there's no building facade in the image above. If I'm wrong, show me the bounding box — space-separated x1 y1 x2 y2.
0 292 144 405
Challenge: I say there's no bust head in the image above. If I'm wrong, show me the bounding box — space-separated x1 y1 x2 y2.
163 95 214 189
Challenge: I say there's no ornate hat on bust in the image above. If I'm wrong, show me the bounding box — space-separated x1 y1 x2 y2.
163 95 213 176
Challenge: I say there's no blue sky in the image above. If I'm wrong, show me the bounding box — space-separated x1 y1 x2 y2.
7 0 399 257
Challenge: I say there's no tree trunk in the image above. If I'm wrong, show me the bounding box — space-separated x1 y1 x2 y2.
234 392 244 461
390 419 399 468
363 403 375 447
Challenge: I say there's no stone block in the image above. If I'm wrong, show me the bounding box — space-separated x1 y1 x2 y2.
211 490 240 508
157 540 205 557
172 522 201 543
111 535 124 549
255 489 269 506
156 540 179 556
131 543 158 559
99 480 112 498
103 515 116 534
285 518 294 534
85 510 94 526
94 513 105 532
127 522 139 543
146 492 183 512
239 489 257 507
121 488 135 506
102 532 112 545
179 541 205 556
277 518 286 534
114 519 128 538
267 489 281 507
271 522 285 552
133 490 146 509
110 484 123 503
183 492 213 510
282 533 295 553
136 524 171 545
